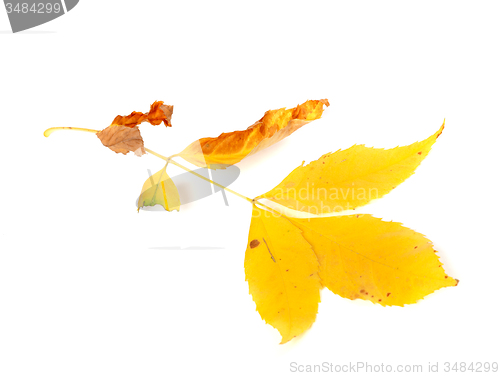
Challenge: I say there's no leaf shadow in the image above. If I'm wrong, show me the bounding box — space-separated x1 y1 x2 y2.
149 246 225 250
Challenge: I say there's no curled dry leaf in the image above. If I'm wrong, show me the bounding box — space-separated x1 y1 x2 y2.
97 101 174 156
256 123 444 214
97 125 145 156
111 100 174 128
178 99 330 168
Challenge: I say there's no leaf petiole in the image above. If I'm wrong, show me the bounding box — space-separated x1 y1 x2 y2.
43 125 254 204
140 148 254 203
167 158 253 204
44 127 99 137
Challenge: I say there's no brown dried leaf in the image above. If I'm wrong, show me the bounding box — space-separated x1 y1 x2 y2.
178 99 329 168
156 103 174 127
111 101 173 128
97 125 145 156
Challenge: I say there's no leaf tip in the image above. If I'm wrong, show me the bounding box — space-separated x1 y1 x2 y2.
320 98 330 107
436 121 445 139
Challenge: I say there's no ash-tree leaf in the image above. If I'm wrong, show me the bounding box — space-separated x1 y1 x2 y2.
179 99 329 168
110 101 173 128
290 214 458 306
96 125 146 156
256 123 444 214
245 205 321 344
138 164 180 212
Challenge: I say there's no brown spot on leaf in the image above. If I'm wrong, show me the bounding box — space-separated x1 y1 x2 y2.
378 299 382 302
455 279 460 286
418 151 422 155
414 246 418 249
360 289 365 293
249 239 260 248
387 292 391 297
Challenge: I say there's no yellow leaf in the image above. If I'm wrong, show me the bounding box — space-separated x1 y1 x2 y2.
244 205 321 343
290 214 458 306
256 123 444 213
178 99 329 169
138 165 180 212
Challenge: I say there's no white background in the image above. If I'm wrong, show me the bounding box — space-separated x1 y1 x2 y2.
1 1 499 375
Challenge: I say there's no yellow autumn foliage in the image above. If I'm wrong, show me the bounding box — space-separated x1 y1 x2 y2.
244 123 458 341
256 123 444 213
244 205 321 344
290 214 458 306
137 165 180 212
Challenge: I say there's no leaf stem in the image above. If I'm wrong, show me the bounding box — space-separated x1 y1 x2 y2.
43 127 255 205
143 148 253 203
44 127 99 137
171 160 253 203
144 148 168 161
